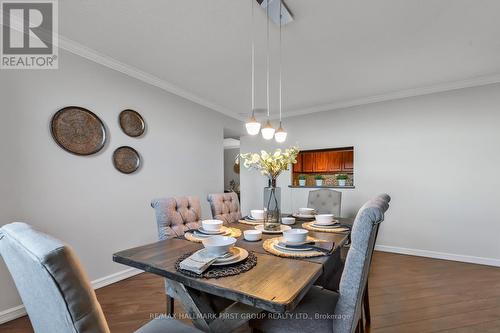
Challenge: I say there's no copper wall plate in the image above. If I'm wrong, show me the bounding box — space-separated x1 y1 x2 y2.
119 109 145 137
113 146 141 174
51 106 106 155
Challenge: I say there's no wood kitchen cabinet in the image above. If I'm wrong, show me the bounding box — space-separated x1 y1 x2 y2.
293 148 353 174
315 151 342 172
293 153 302 172
342 150 354 171
302 152 315 172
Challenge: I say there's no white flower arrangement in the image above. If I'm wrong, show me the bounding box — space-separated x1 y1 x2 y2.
236 146 299 180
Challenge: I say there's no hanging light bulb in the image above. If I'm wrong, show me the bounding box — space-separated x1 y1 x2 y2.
245 0 261 135
261 120 275 140
262 0 274 140
245 112 261 135
275 122 287 143
275 0 287 143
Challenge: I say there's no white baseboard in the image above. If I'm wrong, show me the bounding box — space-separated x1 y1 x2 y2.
91 267 142 289
0 268 143 325
375 245 500 267
0 305 26 325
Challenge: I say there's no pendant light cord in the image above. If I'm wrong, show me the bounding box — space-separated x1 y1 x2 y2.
251 0 255 115
266 0 270 119
279 0 282 125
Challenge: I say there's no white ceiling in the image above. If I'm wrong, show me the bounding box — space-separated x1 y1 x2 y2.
59 0 500 120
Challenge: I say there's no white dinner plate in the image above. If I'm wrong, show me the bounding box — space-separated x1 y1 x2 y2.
311 223 342 229
211 248 249 266
254 224 292 234
197 226 228 235
197 247 241 263
277 237 309 246
292 213 316 219
274 243 313 252
312 220 339 227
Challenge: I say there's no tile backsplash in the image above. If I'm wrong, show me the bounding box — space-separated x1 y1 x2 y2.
292 173 354 187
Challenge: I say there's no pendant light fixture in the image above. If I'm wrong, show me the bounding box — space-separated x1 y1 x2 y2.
274 0 287 143
261 0 275 140
245 0 261 135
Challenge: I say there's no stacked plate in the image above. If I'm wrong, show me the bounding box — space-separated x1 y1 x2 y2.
197 247 249 266
193 226 231 238
311 214 339 228
291 213 315 220
244 216 264 223
274 237 314 252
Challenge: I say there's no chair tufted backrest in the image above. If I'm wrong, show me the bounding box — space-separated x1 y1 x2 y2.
0 222 110 333
333 194 391 333
151 196 202 239
207 192 242 224
307 189 342 216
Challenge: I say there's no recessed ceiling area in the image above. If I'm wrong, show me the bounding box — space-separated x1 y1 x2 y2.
59 0 500 120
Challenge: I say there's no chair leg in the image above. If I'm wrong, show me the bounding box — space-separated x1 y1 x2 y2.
364 283 371 325
166 295 174 316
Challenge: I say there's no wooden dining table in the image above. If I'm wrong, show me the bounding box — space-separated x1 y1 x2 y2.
113 217 353 333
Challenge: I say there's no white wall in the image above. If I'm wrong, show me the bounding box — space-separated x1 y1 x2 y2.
241 84 500 266
0 50 242 316
224 148 240 190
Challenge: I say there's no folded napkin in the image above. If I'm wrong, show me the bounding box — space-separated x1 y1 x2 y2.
278 241 335 254
179 250 219 274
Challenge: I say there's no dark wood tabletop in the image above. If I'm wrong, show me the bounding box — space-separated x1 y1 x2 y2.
113 217 353 314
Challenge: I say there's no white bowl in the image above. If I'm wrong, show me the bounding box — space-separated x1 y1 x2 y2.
314 214 334 225
202 236 236 256
202 219 223 232
283 229 308 244
299 208 315 215
281 217 296 225
243 230 262 242
250 209 265 220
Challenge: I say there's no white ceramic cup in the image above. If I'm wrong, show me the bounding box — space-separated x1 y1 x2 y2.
283 229 309 244
202 236 236 256
314 214 334 225
243 230 262 242
250 209 265 220
281 217 296 225
202 219 223 232
299 208 315 215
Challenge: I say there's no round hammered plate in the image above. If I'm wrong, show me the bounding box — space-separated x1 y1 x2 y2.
113 146 140 174
119 109 145 137
51 106 106 155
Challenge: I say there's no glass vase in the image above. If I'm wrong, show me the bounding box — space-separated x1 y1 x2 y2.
263 178 281 231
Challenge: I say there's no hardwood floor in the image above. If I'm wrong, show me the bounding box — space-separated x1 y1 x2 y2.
2 251 500 333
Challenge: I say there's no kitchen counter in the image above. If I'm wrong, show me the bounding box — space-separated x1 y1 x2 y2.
288 185 355 189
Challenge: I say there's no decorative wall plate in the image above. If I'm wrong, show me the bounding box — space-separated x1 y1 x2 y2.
51 106 106 155
119 109 145 137
113 146 140 174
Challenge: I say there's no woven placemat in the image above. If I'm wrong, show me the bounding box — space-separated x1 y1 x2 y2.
262 237 330 258
184 227 242 243
175 250 257 279
302 222 350 233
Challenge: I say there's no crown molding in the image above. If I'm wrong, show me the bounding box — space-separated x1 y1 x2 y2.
278 73 500 120
56 35 243 121
53 35 500 122
57 34 500 123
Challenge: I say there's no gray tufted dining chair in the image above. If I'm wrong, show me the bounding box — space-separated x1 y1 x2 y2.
206 192 242 224
308 189 342 216
151 196 202 315
151 196 202 239
250 194 391 333
0 222 201 333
